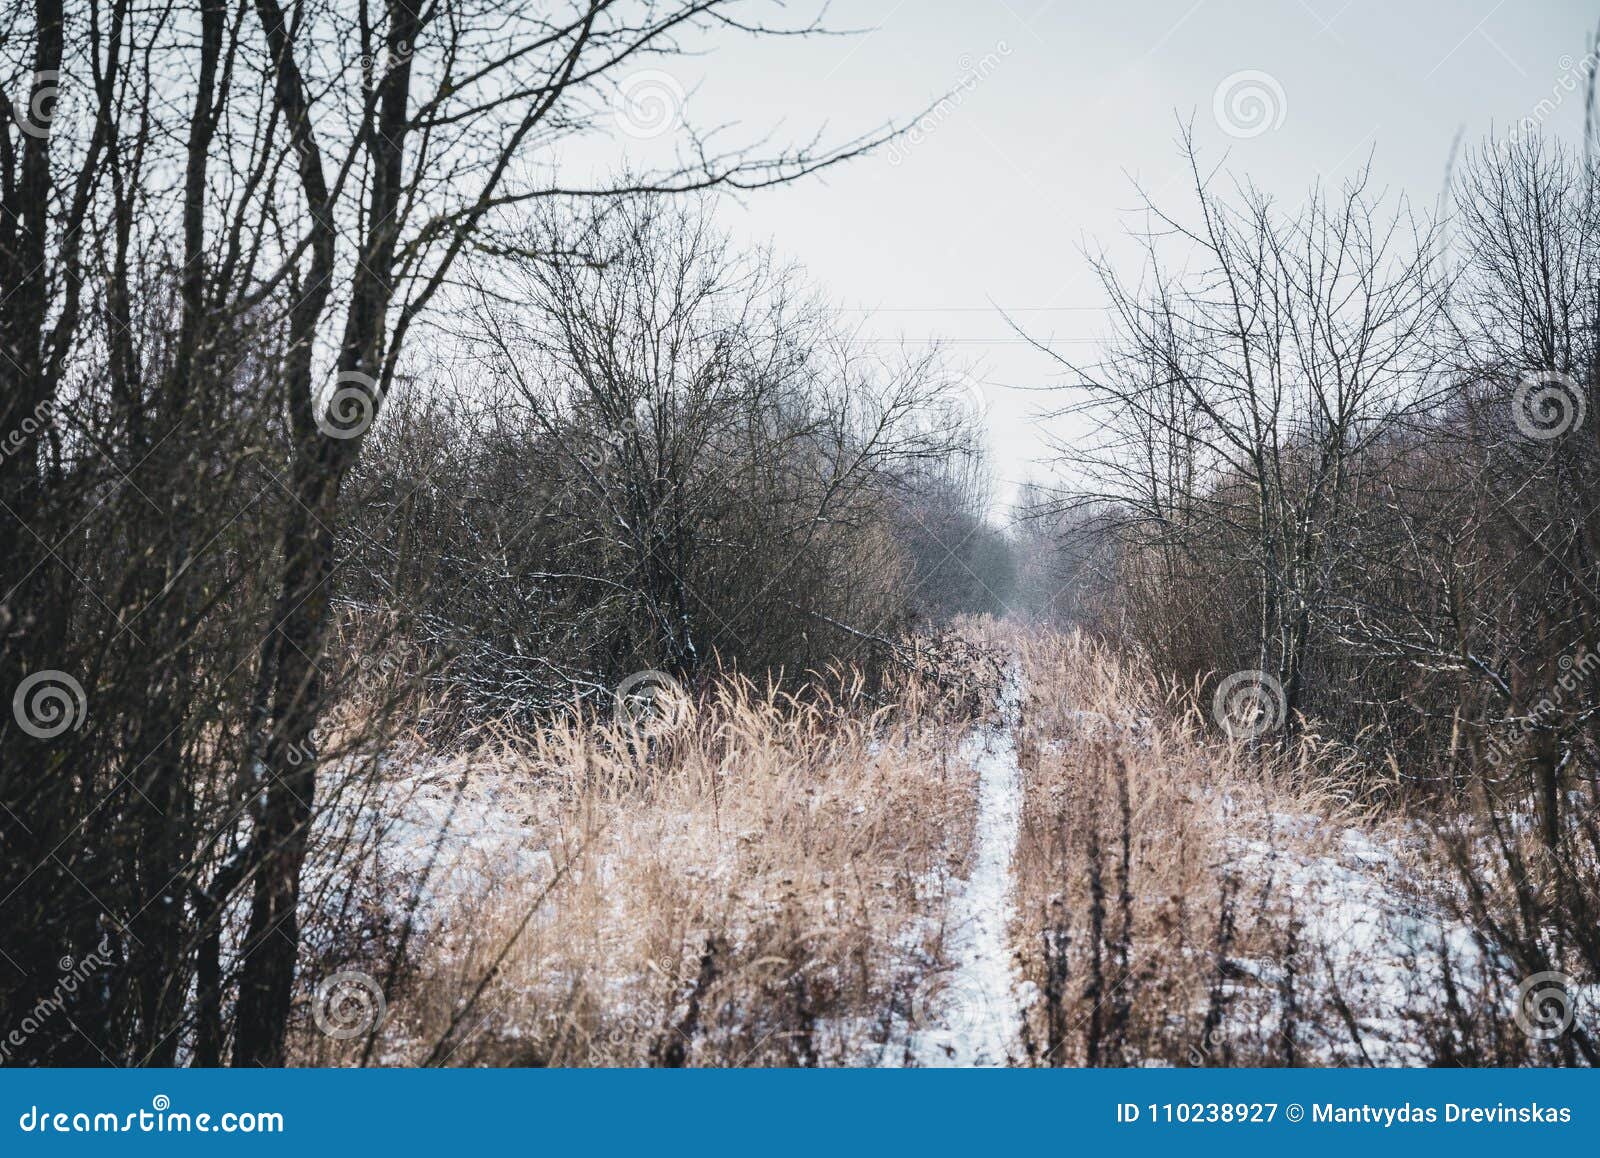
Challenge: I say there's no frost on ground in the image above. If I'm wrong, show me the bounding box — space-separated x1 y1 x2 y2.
303 747 557 950
296 673 978 1066
1226 820 1482 1066
293 628 1593 1067
908 661 1026 1066
1229 818 1600 1066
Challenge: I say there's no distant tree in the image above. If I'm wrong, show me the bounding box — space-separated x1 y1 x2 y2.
1029 134 1445 732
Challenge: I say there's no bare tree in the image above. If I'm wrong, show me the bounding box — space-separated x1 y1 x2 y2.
1029 134 1446 732
0 0 922 1067
415 195 969 698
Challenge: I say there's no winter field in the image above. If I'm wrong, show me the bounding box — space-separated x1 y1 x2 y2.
6 1 1600 1075
287 623 1597 1067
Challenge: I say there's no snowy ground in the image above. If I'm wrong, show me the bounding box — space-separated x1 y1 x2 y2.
304 655 1595 1067
307 750 554 943
908 662 1027 1066
1225 821 1478 1065
1230 820 1596 1065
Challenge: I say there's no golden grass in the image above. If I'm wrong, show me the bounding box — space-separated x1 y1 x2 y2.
1006 627 1460 1066
295 664 989 1066
292 622 1498 1068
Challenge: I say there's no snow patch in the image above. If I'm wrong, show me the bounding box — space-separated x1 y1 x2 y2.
909 661 1026 1066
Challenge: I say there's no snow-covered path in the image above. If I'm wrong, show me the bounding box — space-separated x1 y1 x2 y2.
911 661 1026 1066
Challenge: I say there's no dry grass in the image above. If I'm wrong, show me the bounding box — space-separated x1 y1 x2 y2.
293 658 996 1066
1007 628 1486 1067
287 622 1553 1068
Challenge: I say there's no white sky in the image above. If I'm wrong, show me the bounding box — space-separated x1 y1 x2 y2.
597 0 1600 510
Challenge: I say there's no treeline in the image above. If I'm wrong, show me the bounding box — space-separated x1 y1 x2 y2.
1031 132 1600 1058
339 198 995 724
0 0 984 1067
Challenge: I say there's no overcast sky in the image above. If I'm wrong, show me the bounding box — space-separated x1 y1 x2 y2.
596 0 1600 510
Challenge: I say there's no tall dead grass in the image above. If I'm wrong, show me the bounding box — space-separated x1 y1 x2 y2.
1008 628 1495 1066
293 657 998 1066
287 622 1564 1067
